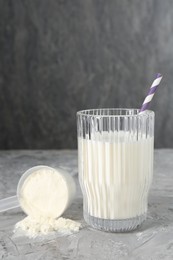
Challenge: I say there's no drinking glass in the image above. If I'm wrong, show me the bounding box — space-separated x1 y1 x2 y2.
77 108 154 232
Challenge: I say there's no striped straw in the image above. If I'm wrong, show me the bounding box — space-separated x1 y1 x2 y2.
139 73 163 113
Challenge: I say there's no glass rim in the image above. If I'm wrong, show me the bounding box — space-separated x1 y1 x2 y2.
77 108 154 118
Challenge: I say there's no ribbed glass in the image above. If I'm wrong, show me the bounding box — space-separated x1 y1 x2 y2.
77 108 154 232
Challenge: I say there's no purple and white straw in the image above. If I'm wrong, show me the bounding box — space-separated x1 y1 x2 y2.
139 73 163 113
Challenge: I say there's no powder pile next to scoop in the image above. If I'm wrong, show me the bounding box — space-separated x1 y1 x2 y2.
14 216 81 238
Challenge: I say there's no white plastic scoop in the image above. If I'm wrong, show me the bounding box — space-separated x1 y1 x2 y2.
0 165 76 217
0 195 19 212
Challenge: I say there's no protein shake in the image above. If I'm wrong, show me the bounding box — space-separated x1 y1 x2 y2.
78 132 153 219
77 109 154 232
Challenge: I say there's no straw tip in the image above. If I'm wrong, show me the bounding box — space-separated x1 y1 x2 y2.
156 73 162 78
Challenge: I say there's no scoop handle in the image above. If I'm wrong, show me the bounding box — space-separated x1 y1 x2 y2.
0 195 19 213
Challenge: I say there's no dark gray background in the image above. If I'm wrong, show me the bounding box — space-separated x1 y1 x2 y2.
0 0 171 149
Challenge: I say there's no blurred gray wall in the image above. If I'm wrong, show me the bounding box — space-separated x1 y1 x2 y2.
0 0 172 149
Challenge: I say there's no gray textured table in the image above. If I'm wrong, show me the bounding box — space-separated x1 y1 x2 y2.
0 150 173 260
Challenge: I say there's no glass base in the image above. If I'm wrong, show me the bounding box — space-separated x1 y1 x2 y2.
84 211 146 232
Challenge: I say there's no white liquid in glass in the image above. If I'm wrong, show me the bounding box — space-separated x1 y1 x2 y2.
78 131 154 220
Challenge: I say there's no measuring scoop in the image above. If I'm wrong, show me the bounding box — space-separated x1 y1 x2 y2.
0 165 76 217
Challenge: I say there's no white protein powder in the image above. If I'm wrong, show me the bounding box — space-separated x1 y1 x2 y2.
14 167 81 237
15 216 81 238
19 167 70 219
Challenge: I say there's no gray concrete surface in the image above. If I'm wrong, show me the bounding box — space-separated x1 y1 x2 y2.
0 150 173 259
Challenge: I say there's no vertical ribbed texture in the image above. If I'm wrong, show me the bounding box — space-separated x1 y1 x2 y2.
77 109 154 232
